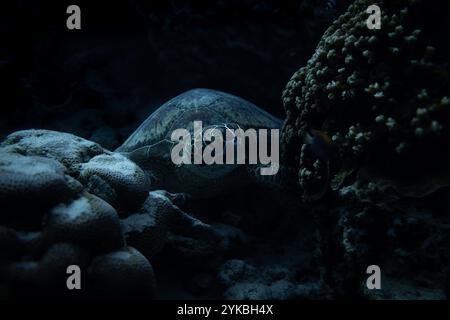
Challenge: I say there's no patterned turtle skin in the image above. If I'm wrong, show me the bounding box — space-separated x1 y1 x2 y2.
116 88 282 197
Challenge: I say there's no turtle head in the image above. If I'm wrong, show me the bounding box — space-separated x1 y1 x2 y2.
123 137 241 197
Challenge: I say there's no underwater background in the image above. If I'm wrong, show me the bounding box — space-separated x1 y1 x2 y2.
1 0 449 300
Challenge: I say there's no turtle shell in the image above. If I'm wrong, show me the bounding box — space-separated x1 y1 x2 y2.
117 88 281 154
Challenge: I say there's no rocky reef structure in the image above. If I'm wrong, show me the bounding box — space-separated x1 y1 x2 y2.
281 0 450 299
0 129 254 298
218 252 322 300
0 131 165 297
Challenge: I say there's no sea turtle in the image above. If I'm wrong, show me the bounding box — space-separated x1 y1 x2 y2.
116 88 284 198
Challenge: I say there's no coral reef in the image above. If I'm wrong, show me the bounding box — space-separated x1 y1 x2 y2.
218 259 324 300
282 0 450 199
88 247 157 298
0 129 251 299
0 130 163 298
121 190 178 259
1 0 449 301
44 193 125 253
79 152 150 212
281 0 450 299
7 242 89 296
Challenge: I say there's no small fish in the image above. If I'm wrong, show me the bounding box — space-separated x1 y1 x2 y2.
303 129 337 200
303 129 337 161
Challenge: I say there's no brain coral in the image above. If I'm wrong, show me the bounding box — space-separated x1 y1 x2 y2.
44 193 125 253
281 0 450 200
88 246 157 298
0 151 80 229
7 243 89 294
121 190 178 259
79 153 150 212
1 129 104 176
0 151 75 204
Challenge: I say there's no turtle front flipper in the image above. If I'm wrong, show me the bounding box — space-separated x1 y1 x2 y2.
126 139 174 165
123 139 175 189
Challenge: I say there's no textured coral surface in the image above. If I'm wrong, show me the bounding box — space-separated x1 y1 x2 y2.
281 0 450 299
282 0 450 199
0 130 167 298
